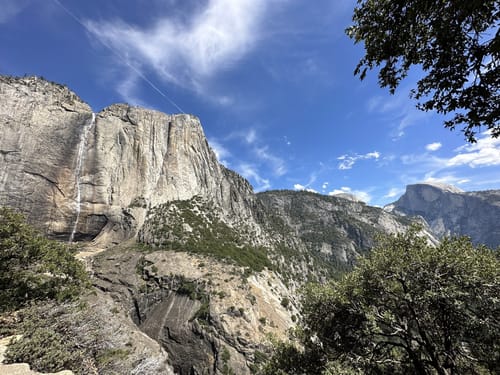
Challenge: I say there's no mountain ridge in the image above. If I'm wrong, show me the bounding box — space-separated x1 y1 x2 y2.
0 75 266 249
387 182 500 247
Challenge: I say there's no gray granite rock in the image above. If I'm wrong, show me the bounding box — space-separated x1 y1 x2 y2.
387 183 500 247
0 76 262 247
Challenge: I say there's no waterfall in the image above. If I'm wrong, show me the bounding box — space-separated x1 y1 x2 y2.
69 113 95 243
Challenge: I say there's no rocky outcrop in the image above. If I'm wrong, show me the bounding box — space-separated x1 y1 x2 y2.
257 190 421 273
0 336 74 375
0 76 95 241
92 247 295 375
0 76 261 246
387 183 500 247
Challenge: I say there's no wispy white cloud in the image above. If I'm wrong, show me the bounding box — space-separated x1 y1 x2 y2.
426 142 442 152
292 172 319 192
208 124 288 188
398 157 474 191
208 138 231 166
265 53 334 88
238 163 270 191
397 132 500 191
423 174 470 187
0 0 28 24
115 72 149 107
255 146 286 176
367 95 404 114
227 128 258 144
293 171 319 193
366 151 380 159
400 153 443 167
383 187 404 199
245 128 258 144
214 95 235 106
226 127 286 176
337 151 380 170
447 134 500 168
367 88 431 139
209 125 287 190
85 0 274 98
328 186 371 203
392 110 428 140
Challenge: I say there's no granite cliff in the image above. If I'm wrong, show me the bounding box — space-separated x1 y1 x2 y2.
0 76 263 248
386 183 500 248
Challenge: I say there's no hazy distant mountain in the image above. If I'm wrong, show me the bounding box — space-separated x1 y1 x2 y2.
386 182 500 248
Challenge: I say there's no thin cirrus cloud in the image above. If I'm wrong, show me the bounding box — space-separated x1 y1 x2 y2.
293 172 319 193
237 163 270 191
208 126 286 191
367 90 430 139
255 146 286 176
401 132 500 170
337 151 380 170
0 0 29 24
115 72 150 108
207 138 231 166
398 131 499 191
423 174 469 187
85 0 273 97
447 133 500 168
383 187 403 199
227 127 287 177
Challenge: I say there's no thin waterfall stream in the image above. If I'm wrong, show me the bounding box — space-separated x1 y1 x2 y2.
69 113 95 243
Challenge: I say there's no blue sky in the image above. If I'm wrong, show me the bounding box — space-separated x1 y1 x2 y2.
1 0 499 206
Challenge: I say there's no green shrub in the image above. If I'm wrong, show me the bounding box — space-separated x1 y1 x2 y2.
96 348 130 366
140 199 273 273
192 302 210 324
4 302 133 375
0 207 89 312
4 303 97 374
221 346 231 363
253 350 268 364
265 227 500 374
7 327 80 372
280 297 290 309
220 347 235 375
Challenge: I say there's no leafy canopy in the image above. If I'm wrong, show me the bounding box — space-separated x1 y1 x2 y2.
347 0 499 142
0 207 89 312
263 227 500 374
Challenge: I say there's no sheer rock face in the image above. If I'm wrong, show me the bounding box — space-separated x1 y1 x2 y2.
387 183 500 247
0 76 94 240
92 249 295 375
0 76 260 245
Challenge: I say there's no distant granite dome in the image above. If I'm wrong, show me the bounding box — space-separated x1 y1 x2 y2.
387 183 500 247
419 181 464 194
